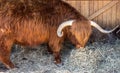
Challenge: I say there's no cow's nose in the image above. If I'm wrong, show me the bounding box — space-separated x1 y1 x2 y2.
76 44 84 49
76 44 81 48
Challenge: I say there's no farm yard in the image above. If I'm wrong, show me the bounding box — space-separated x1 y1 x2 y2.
0 0 120 73
0 39 120 73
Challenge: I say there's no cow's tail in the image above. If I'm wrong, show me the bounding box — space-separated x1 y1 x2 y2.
90 21 119 33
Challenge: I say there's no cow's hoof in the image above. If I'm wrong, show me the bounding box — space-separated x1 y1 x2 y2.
15 66 19 69
55 63 64 67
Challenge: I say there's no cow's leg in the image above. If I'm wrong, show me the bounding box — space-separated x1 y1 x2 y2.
0 55 15 69
49 43 61 64
0 39 15 69
46 44 53 54
53 51 61 64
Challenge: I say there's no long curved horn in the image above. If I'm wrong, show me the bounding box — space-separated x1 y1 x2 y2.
57 20 75 37
90 21 119 33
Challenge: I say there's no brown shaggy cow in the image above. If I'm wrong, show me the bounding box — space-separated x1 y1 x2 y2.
0 0 118 69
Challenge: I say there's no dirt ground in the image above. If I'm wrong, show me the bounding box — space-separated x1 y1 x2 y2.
0 39 120 73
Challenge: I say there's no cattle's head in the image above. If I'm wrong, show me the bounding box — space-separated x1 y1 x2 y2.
57 20 92 48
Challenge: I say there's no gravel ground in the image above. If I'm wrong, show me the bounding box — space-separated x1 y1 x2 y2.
0 39 120 73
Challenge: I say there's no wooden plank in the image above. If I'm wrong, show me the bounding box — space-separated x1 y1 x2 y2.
80 1 89 17
84 1 89 17
116 1 120 26
76 1 81 12
89 1 94 17
111 4 117 27
88 1 118 20
102 1 110 27
80 1 85 16
97 1 103 25
106 5 112 28
93 1 99 22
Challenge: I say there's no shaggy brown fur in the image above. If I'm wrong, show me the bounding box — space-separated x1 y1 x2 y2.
0 0 91 69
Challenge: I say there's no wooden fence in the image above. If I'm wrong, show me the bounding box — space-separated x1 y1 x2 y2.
65 0 120 28
64 0 120 41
